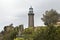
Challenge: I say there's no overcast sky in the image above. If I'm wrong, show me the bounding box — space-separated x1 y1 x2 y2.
0 0 60 31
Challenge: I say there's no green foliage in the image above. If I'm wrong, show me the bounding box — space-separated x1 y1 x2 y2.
2 24 18 40
23 27 34 40
41 9 58 25
23 27 48 40
1 24 60 40
2 24 25 40
14 38 24 40
22 25 60 40
3 30 18 40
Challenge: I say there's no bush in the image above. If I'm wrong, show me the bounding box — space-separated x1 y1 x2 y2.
14 38 24 40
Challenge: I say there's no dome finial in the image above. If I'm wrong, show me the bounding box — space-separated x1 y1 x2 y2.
30 6 32 8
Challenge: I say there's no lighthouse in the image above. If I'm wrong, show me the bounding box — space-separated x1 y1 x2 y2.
28 6 34 27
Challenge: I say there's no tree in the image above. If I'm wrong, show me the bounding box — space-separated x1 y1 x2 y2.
41 9 58 25
46 25 57 40
3 24 18 40
3 29 17 40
